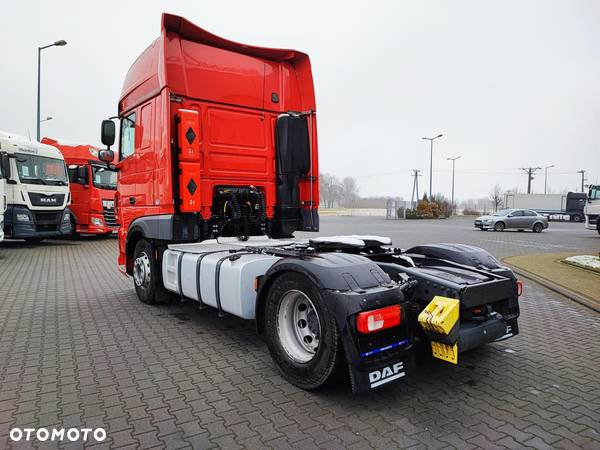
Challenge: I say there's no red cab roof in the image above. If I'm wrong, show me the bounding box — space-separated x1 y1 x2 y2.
41 137 100 164
119 13 316 114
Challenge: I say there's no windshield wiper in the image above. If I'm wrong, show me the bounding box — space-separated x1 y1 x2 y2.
23 177 47 185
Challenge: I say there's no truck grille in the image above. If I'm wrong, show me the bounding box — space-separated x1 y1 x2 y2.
33 212 61 232
103 208 118 228
29 193 65 207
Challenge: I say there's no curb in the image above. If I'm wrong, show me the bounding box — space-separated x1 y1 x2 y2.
504 262 600 314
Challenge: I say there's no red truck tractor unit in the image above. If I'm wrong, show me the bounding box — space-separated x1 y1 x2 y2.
42 137 118 235
98 14 521 393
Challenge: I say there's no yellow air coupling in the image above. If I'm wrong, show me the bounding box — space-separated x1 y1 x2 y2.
418 296 460 364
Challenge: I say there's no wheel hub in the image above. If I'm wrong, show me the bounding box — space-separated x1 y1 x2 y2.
133 253 151 288
277 290 321 363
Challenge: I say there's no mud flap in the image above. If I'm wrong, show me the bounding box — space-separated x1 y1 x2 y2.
348 354 413 393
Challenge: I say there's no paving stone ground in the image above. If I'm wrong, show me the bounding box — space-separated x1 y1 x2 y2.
1 217 599 449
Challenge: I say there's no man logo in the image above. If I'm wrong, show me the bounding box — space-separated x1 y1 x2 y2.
368 362 405 388
40 197 57 203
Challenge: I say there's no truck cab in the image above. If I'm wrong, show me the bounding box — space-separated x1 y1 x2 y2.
0 131 72 243
42 137 118 235
584 185 600 234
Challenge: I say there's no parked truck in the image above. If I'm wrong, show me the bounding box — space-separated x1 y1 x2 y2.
503 192 587 222
584 185 600 234
0 131 71 243
97 14 521 392
41 137 118 235
0 155 6 243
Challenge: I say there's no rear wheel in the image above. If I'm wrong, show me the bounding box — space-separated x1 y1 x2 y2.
133 239 158 304
532 222 544 233
494 222 505 232
572 214 583 223
263 273 344 390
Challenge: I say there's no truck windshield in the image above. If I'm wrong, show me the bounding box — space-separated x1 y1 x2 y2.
92 166 117 190
589 186 600 200
15 153 68 186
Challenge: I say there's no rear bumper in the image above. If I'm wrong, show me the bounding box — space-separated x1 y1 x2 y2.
458 315 518 353
3 205 72 239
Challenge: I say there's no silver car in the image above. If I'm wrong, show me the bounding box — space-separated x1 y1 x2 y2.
474 209 549 233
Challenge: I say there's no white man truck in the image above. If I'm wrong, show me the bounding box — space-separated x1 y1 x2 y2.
0 155 6 243
0 131 72 243
584 185 600 234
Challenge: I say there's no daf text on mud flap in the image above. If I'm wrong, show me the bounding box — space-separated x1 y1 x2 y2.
369 362 405 388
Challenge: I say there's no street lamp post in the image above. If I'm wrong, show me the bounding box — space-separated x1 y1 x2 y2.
447 156 461 215
422 134 443 198
544 164 555 194
37 40 67 141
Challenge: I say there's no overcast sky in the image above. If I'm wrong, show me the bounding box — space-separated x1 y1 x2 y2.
1 0 598 201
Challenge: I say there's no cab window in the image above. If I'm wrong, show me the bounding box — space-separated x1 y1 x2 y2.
120 112 136 160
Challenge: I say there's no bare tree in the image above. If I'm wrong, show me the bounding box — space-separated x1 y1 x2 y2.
340 177 359 207
319 173 344 208
489 184 504 212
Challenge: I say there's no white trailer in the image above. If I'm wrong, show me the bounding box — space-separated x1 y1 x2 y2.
504 193 586 221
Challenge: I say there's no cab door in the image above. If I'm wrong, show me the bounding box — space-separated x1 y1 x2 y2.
115 111 137 225
135 101 155 207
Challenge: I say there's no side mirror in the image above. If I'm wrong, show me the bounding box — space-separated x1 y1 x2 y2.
0 153 11 180
98 149 114 163
101 120 116 147
76 166 88 185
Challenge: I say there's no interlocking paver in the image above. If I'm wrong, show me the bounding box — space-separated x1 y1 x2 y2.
0 217 599 448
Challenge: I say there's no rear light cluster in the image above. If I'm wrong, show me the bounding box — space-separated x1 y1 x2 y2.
356 305 401 334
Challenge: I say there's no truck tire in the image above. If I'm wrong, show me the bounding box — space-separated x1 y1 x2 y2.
532 222 543 233
493 222 505 232
572 214 582 222
263 272 344 390
133 239 159 304
70 215 80 239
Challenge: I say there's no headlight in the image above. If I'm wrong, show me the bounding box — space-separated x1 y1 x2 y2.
63 214 70 222
16 213 30 222
483 219 492 224
91 217 104 226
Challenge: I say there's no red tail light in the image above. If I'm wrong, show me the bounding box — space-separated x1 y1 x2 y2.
516 279 524 297
356 305 401 334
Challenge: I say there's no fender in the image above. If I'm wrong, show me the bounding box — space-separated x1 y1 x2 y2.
126 214 199 249
255 252 394 330
125 213 200 274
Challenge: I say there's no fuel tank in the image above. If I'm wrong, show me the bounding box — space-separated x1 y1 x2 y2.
162 239 281 319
